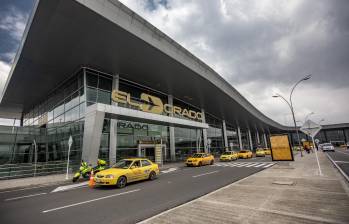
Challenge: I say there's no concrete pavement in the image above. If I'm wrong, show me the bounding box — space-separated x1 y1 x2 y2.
140 152 349 224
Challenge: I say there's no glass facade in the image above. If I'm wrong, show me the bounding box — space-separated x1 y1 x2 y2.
240 129 250 150
205 114 224 156
116 120 169 162
0 122 83 179
174 127 203 161
226 124 239 151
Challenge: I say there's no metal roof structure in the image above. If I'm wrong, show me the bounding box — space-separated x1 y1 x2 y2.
0 0 293 132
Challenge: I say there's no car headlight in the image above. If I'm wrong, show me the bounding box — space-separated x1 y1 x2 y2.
105 174 114 179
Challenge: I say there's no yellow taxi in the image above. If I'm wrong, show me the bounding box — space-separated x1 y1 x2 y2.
238 150 253 159
94 158 159 188
220 151 239 161
186 153 214 167
264 148 271 155
256 148 266 157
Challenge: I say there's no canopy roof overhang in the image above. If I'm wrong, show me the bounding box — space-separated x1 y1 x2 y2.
0 0 292 132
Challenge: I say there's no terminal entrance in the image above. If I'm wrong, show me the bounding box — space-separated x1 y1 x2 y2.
138 142 166 165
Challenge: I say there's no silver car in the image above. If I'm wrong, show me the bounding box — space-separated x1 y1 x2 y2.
322 143 335 152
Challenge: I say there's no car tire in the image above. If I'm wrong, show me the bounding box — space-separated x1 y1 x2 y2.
72 176 79 182
116 176 127 188
148 171 156 180
198 162 202 167
210 160 214 165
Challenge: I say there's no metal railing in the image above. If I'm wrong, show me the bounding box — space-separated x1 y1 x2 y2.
0 161 80 180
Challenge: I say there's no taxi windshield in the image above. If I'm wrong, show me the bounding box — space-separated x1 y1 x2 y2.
192 154 204 158
222 152 232 155
240 150 247 153
257 149 264 152
112 160 133 169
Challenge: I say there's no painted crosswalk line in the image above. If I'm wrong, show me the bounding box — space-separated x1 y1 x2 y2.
213 162 275 168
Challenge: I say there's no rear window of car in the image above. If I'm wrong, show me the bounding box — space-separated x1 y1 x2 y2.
141 160 152 167
323 143 333 146
192 154 204 158
240 150 247 153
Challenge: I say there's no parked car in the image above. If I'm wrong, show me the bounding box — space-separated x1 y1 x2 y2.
321 143 335 152
264 148 271 155
256 149 266 157
94 158 159 188
220 151 238 161
238 150 253 159
186 153 214 166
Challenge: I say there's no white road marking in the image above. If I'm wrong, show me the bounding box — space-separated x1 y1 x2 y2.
161 167 178 174
263 163 275 168
42 189 141 213
335 150 349 156
213 162 275 168
51 182 88 193
0 185 51 194
192 171 219 178
334 161 349 164
5 192 47 201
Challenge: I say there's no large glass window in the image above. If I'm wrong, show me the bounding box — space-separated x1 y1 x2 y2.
115 120 169 162
85 69 112 106
226 124 239 151
205 113 223 156
24 69 85 127
174 127 203 161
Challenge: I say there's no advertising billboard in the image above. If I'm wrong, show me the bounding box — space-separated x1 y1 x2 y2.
270 134 294 161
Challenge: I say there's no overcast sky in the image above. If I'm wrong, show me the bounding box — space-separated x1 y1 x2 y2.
0 0 348 126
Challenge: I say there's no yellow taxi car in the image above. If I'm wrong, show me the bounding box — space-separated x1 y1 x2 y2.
256 148 266 157
220 151 239 161
94 158 159 188
264 148 271 155
238 150 253 159
186 153 214 167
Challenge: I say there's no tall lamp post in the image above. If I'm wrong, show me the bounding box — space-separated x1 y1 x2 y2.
273 74 312 157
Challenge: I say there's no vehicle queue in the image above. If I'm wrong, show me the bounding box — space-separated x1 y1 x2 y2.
88 148 271 189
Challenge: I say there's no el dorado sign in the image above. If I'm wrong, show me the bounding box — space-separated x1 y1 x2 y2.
111 90 203 121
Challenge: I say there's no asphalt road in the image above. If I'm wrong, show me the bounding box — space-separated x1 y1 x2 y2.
325 147 349 179
0 157 274 224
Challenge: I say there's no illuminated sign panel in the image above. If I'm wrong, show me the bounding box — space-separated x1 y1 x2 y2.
111 90 203 121
270 134 294 161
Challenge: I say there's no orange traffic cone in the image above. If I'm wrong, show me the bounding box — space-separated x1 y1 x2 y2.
88 170 95 188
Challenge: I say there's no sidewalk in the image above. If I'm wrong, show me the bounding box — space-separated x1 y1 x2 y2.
140 152 349 224
0 162 184 191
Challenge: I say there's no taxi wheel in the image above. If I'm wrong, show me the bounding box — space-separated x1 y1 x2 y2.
116 176 127 188
210 160 214 165
149 171 156 180
198 162 202 166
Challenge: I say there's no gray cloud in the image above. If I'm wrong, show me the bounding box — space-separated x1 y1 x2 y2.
120 0 349 124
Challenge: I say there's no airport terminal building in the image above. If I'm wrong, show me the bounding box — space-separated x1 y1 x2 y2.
0 0 347 178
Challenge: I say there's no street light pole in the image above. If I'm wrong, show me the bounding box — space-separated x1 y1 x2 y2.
273 74 312 157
